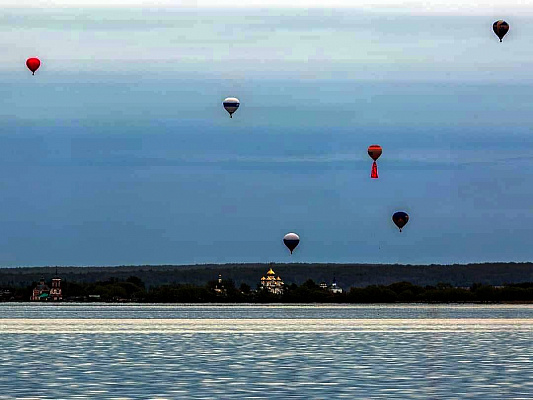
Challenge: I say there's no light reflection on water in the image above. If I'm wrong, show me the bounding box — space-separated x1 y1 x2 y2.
0 304 532 399
2 303 533 320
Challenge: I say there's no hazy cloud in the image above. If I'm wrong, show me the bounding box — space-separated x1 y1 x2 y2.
2 1 533 15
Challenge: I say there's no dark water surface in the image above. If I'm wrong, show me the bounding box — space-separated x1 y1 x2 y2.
1 304 532 399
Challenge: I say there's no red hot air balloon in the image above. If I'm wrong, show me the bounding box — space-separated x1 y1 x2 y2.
368 145 382 179
392 211 409 232
26 58 41 75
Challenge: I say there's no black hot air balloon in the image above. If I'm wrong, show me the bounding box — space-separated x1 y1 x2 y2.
283 233 300 254
493 20 509 42
392 212 409 232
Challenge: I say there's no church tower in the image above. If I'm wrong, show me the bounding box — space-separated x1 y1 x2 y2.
49 267 62 301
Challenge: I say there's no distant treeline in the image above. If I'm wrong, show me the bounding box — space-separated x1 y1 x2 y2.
3 276 533 303
1 262 533 289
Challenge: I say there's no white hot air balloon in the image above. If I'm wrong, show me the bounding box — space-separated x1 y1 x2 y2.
283 232 300 254
223 97 240 118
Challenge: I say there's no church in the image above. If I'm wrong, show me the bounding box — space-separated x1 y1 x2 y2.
260 267 285 295
30 272 62 301
320 278 344 294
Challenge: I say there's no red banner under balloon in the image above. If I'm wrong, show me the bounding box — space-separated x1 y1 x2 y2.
371 161 378 179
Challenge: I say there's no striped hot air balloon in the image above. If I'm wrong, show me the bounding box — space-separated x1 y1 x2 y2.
223 97 240 118
493 20 509 42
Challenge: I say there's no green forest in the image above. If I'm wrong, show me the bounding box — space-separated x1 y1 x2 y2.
1 262 533 289
3 275 533 303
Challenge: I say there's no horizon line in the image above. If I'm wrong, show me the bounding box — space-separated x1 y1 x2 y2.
1 261 532 269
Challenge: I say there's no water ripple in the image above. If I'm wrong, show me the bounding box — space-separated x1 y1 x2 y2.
0 305 531 399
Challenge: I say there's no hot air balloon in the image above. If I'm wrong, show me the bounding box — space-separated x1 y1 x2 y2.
283 233 300 254
368 145 382 179
493 20 509 42
223 97 240 118
392 212 409 232
26 58 41 75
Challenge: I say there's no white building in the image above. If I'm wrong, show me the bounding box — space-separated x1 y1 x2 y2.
330 278 343 294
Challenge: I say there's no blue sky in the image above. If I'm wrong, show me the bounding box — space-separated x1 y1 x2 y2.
1 6 533 266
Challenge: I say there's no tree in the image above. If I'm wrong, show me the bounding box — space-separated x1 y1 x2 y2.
239 283 251 293
126 276 145 289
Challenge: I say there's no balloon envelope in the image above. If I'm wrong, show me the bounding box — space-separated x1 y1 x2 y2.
493 20 509 42
26 57 41 75
223 97 240 118
392 212 409 232
367 145 382 161
283 232 300 254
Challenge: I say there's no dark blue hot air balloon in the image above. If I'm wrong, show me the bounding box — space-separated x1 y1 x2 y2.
392 212 409 232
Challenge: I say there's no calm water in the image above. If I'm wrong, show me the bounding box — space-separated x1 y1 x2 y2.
0 304 532 399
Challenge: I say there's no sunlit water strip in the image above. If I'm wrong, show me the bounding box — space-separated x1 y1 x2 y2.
1 318 533 333
3 303 533 320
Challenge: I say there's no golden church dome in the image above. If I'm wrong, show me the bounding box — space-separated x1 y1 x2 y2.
267 268 276 275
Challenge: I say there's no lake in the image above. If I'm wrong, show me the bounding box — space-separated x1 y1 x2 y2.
0 304 532 399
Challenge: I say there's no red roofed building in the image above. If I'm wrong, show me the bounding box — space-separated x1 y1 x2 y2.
31 277 50 301
30 269 62 301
